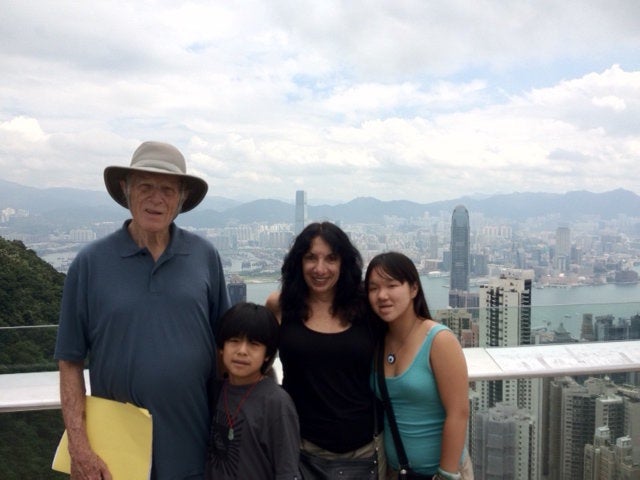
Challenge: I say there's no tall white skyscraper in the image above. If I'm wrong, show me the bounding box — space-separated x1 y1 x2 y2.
479 269 534 348
555 225 571 271
474 269 539 478
295 190 307 236
478 270 536 410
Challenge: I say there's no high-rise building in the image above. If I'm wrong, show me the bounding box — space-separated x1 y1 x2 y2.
595 314 630 341
581 313 595 341
473 403 538 480
227 276 247 306
583 426 613 480
555 225 571 272
545 377 579 480
428 233 439 260
561 385 597 479
619 384 640 465
294 190 307 236
450 205 470 296
615 437 640 478
474 269 539 478
596 395 625 444
448 290 480 316
479 269 534 350
434 308 474 346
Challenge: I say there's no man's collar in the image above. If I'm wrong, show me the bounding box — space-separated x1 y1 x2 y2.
116 220 190 257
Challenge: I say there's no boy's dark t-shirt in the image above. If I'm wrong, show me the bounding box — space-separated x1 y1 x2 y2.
206 376 301 480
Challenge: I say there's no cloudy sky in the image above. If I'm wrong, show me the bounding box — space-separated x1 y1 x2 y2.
1 1 639 204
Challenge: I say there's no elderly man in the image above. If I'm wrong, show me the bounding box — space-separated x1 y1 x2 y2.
55 141 230 479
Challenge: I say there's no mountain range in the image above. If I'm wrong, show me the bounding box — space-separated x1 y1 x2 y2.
1 178 640 229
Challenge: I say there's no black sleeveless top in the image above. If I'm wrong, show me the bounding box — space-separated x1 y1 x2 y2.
279 318 378 453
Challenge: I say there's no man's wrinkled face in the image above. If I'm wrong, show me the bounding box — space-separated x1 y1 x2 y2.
123 172 184 234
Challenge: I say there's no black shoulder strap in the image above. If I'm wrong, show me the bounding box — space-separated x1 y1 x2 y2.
376 344 410 470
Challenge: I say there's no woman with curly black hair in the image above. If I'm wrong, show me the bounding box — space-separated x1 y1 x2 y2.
267 221 385 479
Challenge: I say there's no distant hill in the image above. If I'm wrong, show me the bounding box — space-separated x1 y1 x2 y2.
445 189 640 220
0 178 239 215
308 189 640 224
2 178 640 228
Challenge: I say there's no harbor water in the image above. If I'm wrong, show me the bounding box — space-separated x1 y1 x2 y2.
246 276 640 339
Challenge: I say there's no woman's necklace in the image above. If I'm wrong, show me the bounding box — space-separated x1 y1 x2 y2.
386 318 419 364
222 377 263 440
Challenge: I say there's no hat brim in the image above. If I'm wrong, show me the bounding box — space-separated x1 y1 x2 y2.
103 165 208 213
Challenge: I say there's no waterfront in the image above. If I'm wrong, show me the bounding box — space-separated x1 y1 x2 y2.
246 276 640 339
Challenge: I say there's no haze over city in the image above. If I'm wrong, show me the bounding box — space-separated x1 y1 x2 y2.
1 1 640 204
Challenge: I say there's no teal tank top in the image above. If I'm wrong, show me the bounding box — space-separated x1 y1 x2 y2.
377 323 449 475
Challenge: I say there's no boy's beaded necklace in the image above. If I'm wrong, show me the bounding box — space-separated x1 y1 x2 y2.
223 376 263 440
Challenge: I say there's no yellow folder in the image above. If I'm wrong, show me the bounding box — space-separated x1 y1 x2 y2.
52 395 152 479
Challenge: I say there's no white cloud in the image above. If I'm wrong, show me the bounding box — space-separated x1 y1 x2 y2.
592 96 627 111
1 1 639 203
0 116 47 143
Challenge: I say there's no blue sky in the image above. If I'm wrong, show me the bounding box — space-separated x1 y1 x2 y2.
1 1 639 204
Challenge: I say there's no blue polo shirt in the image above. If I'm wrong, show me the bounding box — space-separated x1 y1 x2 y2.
55 221 230 480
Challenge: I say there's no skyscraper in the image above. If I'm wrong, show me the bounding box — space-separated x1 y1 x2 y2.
560 382 599 479
478 270 535 409
473 403 538 479
227 275 247 306
555 226 571 271
473 269 539 478
295 190 307 236
479 269 534 349
450 205 470 306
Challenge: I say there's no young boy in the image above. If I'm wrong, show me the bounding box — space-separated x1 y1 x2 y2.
206 302 301 480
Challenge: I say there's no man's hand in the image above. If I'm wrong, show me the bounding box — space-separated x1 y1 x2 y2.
59 360 113 479
69 446 112 480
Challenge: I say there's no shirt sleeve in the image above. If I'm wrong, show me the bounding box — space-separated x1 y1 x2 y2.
269 389 302 479
209 247 230 331
54 253 89 361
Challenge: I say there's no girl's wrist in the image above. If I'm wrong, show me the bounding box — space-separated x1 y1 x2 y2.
435 467 461 480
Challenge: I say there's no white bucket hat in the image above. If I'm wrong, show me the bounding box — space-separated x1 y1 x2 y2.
103 141 208 213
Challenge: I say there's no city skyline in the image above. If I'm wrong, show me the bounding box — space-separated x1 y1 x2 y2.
1 2 639 204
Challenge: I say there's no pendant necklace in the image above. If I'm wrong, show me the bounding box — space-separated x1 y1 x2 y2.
386 319 419 365
223 376 262 441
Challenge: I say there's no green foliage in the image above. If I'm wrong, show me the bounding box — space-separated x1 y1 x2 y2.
0 237 68 477
0 237 65 328
0 237 65 372
0 411 68 480
0 329 59 374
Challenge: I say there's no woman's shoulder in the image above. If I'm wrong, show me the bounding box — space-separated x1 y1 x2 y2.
265 291 281 312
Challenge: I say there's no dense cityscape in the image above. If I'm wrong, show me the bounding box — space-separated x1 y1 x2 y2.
3 189 640 287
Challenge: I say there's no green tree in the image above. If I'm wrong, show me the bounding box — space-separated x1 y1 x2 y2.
0 236 68 478
0 411 67 480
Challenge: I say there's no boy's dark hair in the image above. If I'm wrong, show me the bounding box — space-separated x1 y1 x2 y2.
216 302 280 374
